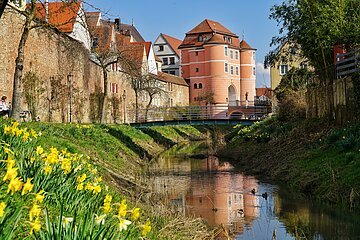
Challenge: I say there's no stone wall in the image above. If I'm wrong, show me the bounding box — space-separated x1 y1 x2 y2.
306 77 356 124
0 6 123 123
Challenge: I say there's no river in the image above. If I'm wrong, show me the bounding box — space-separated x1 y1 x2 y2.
146 142 360 240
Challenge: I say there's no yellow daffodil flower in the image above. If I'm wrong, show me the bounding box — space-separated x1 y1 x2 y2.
6 155 16 169
92 184 101 194
29 203 41 221
22 131 30 141
36 146 44 155
43 164 52 175
0 202 6 217
29 217 41 234
117 200 127 218
35 190 45 203
22 178 34 195
76 183 84 191
77 173 86 183
131 208 140 221
141 220 152 237
7 177 23 195
3 167 18 182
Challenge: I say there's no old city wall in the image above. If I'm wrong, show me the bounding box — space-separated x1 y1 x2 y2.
0 6 122 123
306 77 356 124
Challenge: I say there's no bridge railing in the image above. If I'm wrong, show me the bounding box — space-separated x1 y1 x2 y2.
125 105 271 123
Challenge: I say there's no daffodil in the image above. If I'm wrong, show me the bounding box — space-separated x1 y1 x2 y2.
77 173 86 183
43 164 52 174
3 167 18 182
92 184 101 194
118 199 127 218
61 158 72 174
29 217 41 234
141 220 152 237
131 208 140 221
118 218 132 232
0 202 6 217
36 146 44 155
22 131 30 141
62 216 74 228
4 125 12 135
29 203 41 221
95 214 106 225
35 190 45 203
85 183 93 191
6 155 16 169
22 178 34 195
76 183 84 191
7 177 23 195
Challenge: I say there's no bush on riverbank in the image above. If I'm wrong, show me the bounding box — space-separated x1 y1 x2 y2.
222 117 360 210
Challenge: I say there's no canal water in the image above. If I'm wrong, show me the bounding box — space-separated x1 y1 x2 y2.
147 142 360 240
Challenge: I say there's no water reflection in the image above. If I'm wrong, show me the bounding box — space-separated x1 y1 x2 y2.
148 144 360 240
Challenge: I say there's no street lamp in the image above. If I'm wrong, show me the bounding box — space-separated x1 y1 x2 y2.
67 74 73 123
122 89 126 123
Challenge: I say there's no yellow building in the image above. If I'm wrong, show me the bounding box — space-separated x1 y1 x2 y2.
270 42 309 90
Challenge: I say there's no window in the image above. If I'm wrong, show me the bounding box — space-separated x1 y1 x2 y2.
300 63 308 69
169 70 176 75
280 64 289 75
159 45 164 51
110 83 118 93
253 52 256 61
196 68 199 72
253 66 256 76
230 50 233 59
230 66 234 75
198 35 203 42
169 57 175 65
92 37 98 48
195 51 199 56
224 63 228 73
194 83 198 89
236 66 239 75
163 58 168 65
235 51 239 60
224 46 228 56
229 37 232 44
223 36 227 41
199 83 203 89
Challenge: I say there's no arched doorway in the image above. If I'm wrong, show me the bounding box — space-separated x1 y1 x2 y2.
228 85 236 106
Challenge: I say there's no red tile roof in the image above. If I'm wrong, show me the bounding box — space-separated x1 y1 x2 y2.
34 1 81 33
161 33 182 56
179 19 241 49
240 40 256 50
153 72 189 86
187 19 237 36
256 88 272 98
130 42 152 59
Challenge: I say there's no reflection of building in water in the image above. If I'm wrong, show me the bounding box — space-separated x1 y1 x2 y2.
151 155 260 236
185 172 260 235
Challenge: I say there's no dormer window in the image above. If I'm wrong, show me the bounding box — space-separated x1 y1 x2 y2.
198 35 203 42
229 37 232 44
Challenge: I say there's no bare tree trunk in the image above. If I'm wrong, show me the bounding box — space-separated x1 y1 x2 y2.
11 1 36 121
145 95 153 122
100 68 108 124
0 0 8 19
135 90 139 123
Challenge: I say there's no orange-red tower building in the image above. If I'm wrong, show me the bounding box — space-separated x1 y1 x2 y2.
179 19 256 106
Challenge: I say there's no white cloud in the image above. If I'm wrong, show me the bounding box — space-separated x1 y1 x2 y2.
255 62 271 88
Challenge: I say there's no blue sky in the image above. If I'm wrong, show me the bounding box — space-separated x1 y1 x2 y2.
85 0 284 87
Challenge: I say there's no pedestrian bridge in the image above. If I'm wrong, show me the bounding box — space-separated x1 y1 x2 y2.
127 105 271 127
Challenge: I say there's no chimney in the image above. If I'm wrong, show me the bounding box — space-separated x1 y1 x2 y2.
45 0 49 22
115 18 121 31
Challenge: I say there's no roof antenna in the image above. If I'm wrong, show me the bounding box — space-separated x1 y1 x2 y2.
242 31 245 41
132 18 134 26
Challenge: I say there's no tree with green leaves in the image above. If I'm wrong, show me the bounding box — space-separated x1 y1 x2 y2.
266 0 360 83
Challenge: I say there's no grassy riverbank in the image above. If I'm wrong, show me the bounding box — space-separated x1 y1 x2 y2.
0 119 219 239
220 117 360 210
